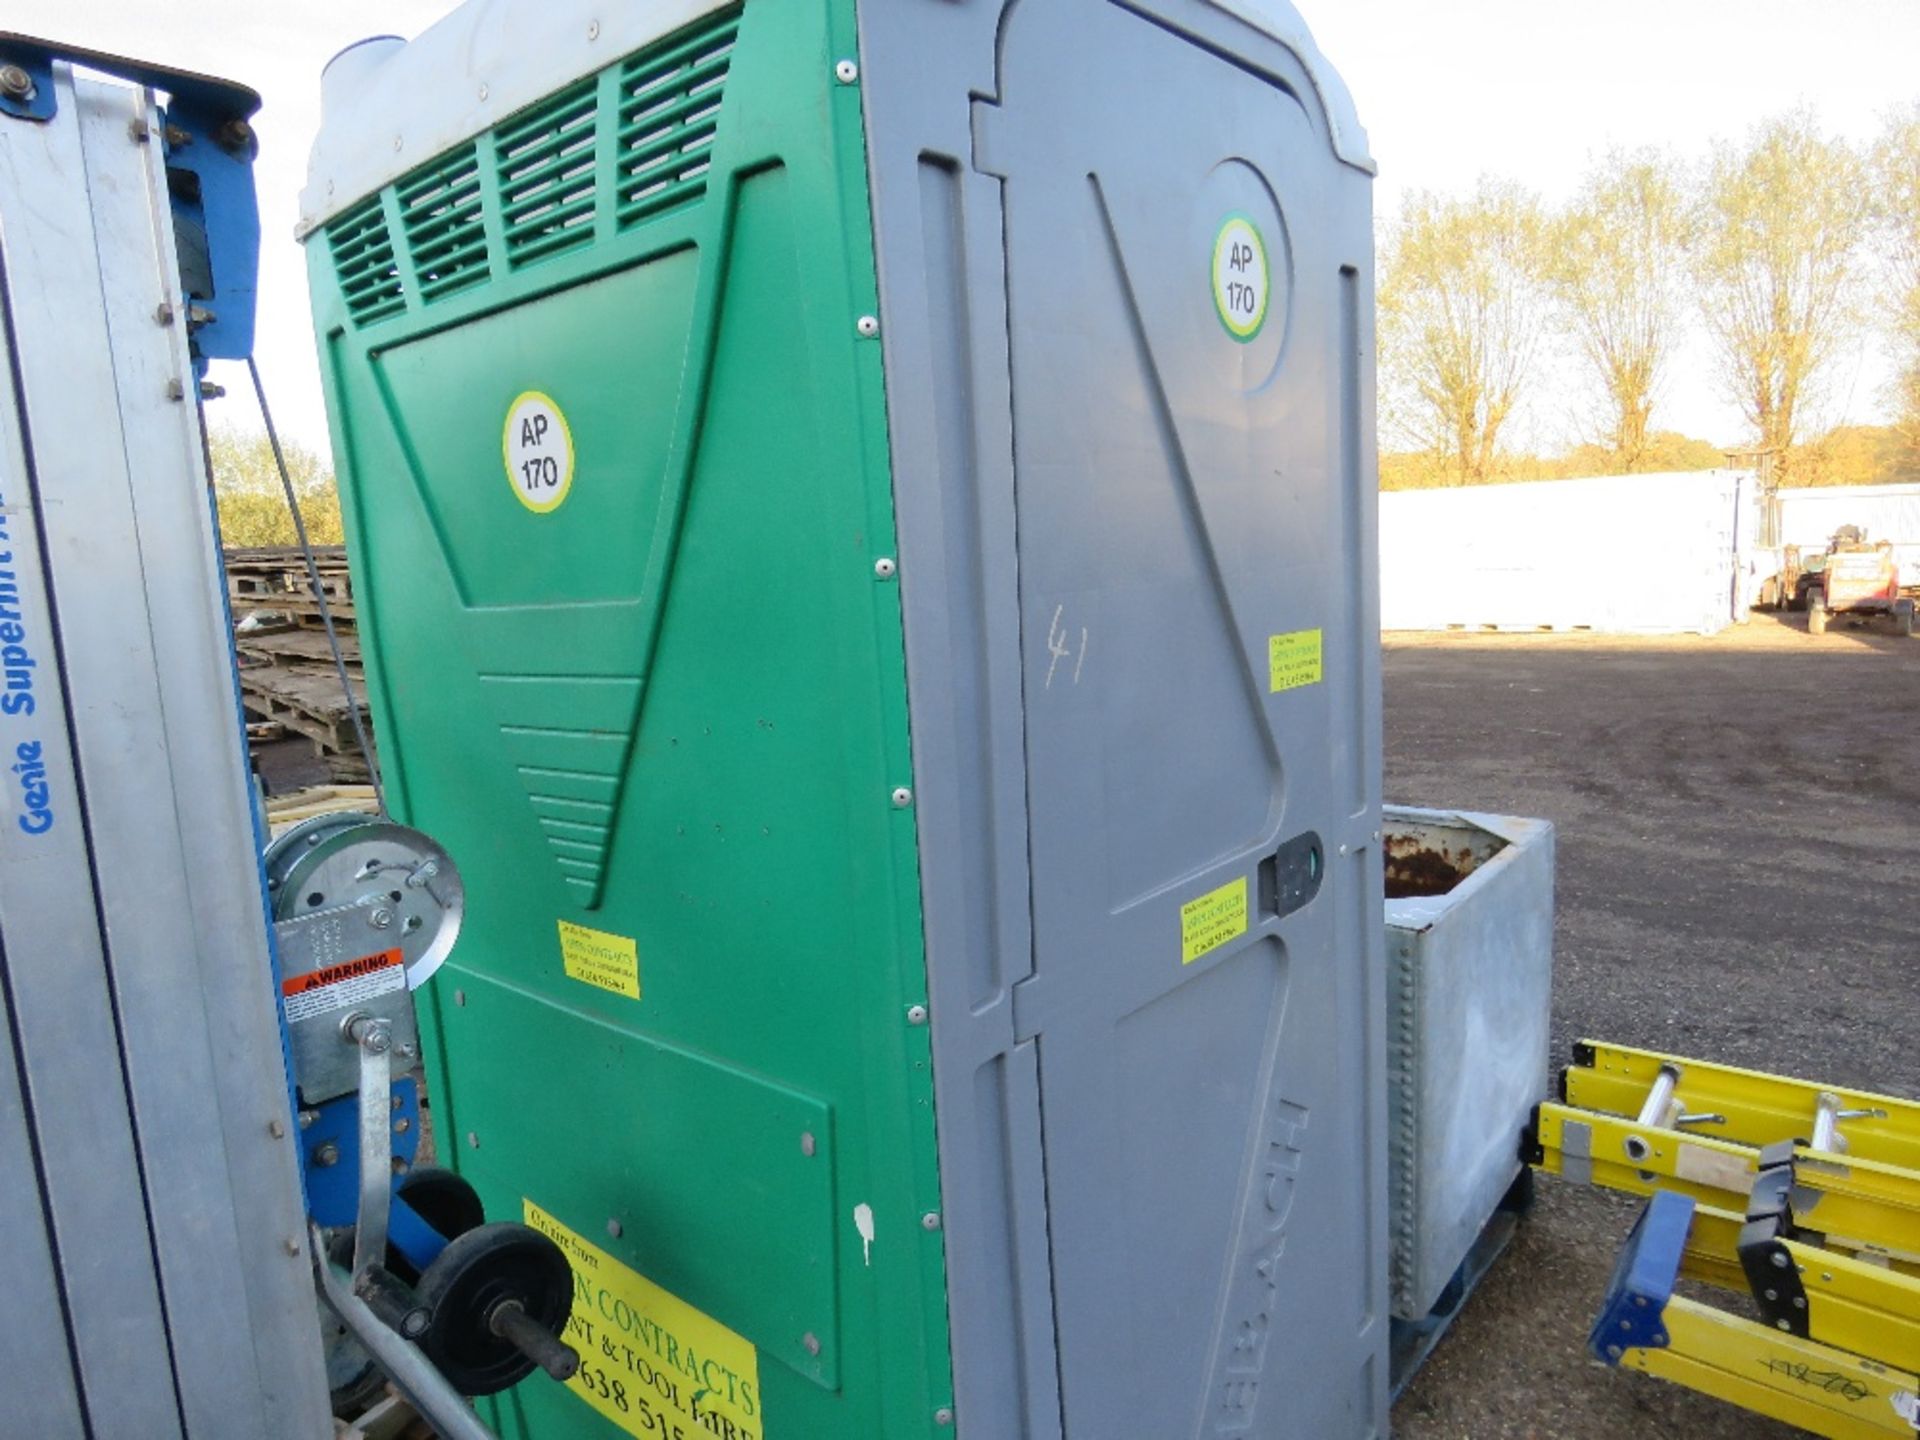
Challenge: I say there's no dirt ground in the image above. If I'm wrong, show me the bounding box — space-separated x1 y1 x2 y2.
1386 611 1920 1439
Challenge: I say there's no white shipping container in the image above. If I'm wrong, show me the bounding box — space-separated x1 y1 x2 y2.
1380 471 1757 634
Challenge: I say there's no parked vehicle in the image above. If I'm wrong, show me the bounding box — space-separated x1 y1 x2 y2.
1807 525 1915 635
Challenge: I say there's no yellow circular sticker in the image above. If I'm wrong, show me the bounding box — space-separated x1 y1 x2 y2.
1211 214 1270 342
503 391 574 513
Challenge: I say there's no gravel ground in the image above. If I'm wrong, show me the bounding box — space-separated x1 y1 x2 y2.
1385 610 1920 1440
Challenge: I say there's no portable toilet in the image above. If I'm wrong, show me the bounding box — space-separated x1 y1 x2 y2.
300 2 1383 1435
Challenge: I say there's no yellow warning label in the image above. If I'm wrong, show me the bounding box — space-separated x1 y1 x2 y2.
525 1201 761 1440
558 920 640 999
1268 629 1323 693
1181 877 1249 964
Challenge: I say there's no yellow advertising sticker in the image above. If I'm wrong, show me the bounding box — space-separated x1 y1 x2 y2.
1268 629 1324 693
525 1201 762 1440
558 920 640 999
1181 876 1249 964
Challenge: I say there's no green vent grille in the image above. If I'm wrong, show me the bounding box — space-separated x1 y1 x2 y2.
329 199 405 327
398 149 490 302
326 6 740 326
615 10 738 228
497 81 600 269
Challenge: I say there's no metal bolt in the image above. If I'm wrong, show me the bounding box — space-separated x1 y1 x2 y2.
477 83 490 101
1763 1288 1778 1302
313 1142 340 1168
368 906 394 929
874 556 897 579
395 1042 417 1060
1770 1251 1790 1269
166 378 186 402
587 19 601 39
155 303 175 326
298 1108 319 1130
391 1094 404 1111
217 119 253 151
394 1116 412 1135
856 315 880 338
891 786 913 809
1606 1344 1622 1359
284 1236 303 1257
834 59 859 84
607 1217 624 1238
392 1156 409 1175
920 1211 941 1232
906 1004 928 1026
129 119 151 144
0 65 36 102
800 1131 817 1157
467 1131 480 1149
455 988 467 1007
1776 1319 1792 1332
268 1117 287 1139
163 124 191 149
934 1408 954 1427
392 134 404 152
1792 1296 1806 1310
199 381 225 400
801 1332 821 1356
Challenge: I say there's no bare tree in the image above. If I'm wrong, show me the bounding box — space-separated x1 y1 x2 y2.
1379 179 1549 485
1873 104 1920 467
1695 113 1869 482
1548 151 1691 473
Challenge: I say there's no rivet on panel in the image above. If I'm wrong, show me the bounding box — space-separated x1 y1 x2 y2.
834 59 859 84
478 83 490 102
268 1117 286 1139
856 315 880 338
455 988 467 1007
800 1131 817 1157
467 1131 480 1149
392 134 404 152
801 1332 821 1356
607 1218 624 1238
874 556 897 579
934 1409 954 1427
920 1211 941 1232
906 1004 928 1026
891 787 913 809
587 19 601 40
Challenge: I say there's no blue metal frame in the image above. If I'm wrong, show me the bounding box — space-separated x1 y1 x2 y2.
1590 1190 1689 1362
0 34 260 363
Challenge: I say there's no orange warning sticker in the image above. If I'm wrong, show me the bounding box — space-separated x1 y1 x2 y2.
281 947 405 1022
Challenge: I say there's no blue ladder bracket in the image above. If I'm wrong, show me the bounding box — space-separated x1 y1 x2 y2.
1590 1189 1691 1363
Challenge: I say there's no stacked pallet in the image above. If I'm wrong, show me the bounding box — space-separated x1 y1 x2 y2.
225 547 376 783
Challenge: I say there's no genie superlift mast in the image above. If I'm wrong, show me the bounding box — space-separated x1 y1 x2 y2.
0 39 575 1438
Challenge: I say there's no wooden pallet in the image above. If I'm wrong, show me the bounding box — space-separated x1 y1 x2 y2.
238 666 367 753
224 546 356 622
236 626 363 678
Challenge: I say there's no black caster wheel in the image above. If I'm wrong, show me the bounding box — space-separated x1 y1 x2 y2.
417 1221 576 1396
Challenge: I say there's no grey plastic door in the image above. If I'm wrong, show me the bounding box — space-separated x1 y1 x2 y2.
986 2 1386 1435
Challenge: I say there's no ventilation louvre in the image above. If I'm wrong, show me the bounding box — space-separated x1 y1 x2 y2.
498 82 600 269
329 199 405 328
615 9 739 230
398 147 490 303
